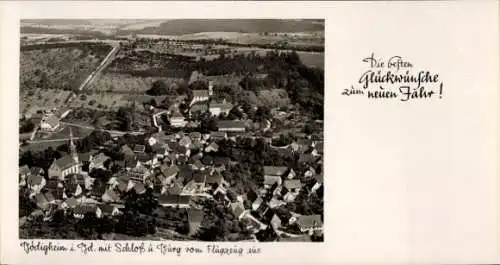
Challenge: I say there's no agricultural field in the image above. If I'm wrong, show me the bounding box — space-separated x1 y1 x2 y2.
20 44 112 91
68 91 133 111
298 52 324 69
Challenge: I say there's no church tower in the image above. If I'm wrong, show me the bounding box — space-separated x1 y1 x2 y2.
69 127 79 163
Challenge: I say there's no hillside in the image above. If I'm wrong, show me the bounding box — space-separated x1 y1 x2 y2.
117 19 324 35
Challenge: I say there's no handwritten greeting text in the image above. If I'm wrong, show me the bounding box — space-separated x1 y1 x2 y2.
342 53 444 101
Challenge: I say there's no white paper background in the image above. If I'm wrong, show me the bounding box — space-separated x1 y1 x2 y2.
1 1 498 264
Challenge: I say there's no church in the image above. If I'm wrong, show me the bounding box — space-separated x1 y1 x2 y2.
48 128 82 181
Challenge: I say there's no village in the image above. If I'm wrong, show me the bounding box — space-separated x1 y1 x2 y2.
18 20 324 242
19 71 324 241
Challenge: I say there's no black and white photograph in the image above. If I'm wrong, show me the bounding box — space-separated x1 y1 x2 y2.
18 19 325 242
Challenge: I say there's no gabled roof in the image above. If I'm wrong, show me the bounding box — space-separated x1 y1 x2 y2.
188 132 202 140
74 204 98 215
35 193 48 205
19 165 30 176
91 153 110 165
42 115 60 128
27 174 44 186
216 120 246 130
179 136 192 146
133 144 146 153
296 215 323 229
78 152 93 163
64 197 77 208
134 182 147 194
100 204 118 215
205 172 223 185
283 179 301 190
53 155 78 170
263 166 288 176
230 201 245 218
192 90 209 98
210 131 227 139
209 101 233 110
136 152 154 162
43 191 56 202
314 173 323 183
167 181 183 195
263 175 281 186
30 167 44 176
121 145 135 156
192 171 206 183
161 165 179 177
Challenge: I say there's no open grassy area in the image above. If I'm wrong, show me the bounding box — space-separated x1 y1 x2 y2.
298 52 324 69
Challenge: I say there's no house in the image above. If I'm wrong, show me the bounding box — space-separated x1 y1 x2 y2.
209 100 233 116
19 165 30 186
164 180 183 195
40 114 60 131
252 197 264 211
43 191 56 204
65 173 92 190
191 90 209 105
117 179 134 193
27 174 46 194
89 153 110 171
48 155 82 181
187 209 204 236
310 173 323 194
160 165 179 185
179 135 192 148
158 195 191 208
151 144 168 158
30 167 45 177
133 144 146 153
137 153 158 167
61 197 78 209
73 205 102 219
205 172 225 189
263 175 282 188
64 183 84 198
188 132 202 143
283 179 302 202
312 141 323 156
295 215 323 233
190 102 208 115
188 70 203 85
204 142 219 153
262 166 288 188
35 193 49 209
100 204 121 217
102 188 121 203
170 113 187 127
191 160 205 171
216 120 246 132
133 182 147 195
210 131 227 141
270 214 282 229
263 166 288 179
286 169 297 180
230 201 246 220
121 145 135 158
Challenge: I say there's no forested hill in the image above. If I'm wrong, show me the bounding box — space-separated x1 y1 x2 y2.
117 19 324 35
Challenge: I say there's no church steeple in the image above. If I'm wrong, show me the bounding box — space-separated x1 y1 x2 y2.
69 127 79 163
